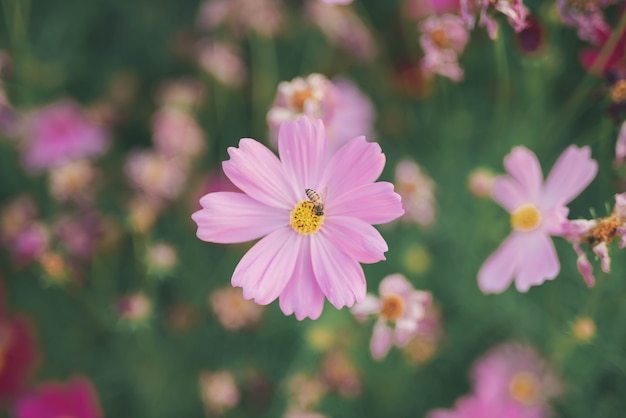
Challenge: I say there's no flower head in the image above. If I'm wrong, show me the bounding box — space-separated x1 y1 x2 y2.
13 377 101 418
557 0 617 44
20 100 108 173
192 116 403 320
462 0 529 39
478 145 597 293
199 371 240 414
125 150 188 200
267 74 374 152
351 274 432 360
419 14 470 81
209 286 264 331
395 159 436 226
196 0 282 38
197 41 247 88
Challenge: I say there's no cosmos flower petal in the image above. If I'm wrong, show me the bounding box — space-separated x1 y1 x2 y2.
232 228 299 305
279 238 325 321
192 192 287 244
278 117 329 197
321 216 387 264
350 295 381 320
223 138 295 209
310 234 366 309
378 273 414 298
370 320 394 360
394 319 419 346
514 231 559 292
328 182 403 225
542 145 598 208
478 233 520 294
492 177 527 213
321 137 385 201
503 146 543 203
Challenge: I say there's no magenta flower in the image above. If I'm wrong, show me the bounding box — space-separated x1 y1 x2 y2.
0 315 39 404
14 377 102 418
20 100 108 173
419 14 469 82
478 145 597 293
461 0 529 39
192 116 403 320
557 0 617 44
267 74 374 153
427 394 547 418
351 274 432 360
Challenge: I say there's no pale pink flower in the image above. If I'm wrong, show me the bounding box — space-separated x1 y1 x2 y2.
462 0 529 39
321 0 353 3
147 242 178 275
405 0 460 19
125 150 188 200
156 78 205 110
427 394 546 418
306 1 378 61
115 293 152 322
14 377 102 418
395 159 436 226
13 223 49 263
478 145 597 293
321 349 361 397
351 274 432 360
197 0 282 38
209 286 264 331
54 212 105 261
471 343 561 412
468 168 495 198
199 371 240 414
152 107 205 158
286 373 328 412
557 0 617 44
48 159 95 202
267 74 374 152
20 100 108 173
197 41 247 88
192 116 403 320
420 14 469 81
615 120 626 165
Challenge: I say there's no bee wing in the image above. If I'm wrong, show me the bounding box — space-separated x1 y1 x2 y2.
320 186 328 202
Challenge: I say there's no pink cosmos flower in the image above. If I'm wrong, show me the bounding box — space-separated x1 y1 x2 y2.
199 371 240 414
197 41 247 88
461 0 529 39
20 100 108 173
478 145 597 293
125 150 188 200
0 315 39 404
405 0 460 20
351 274 432 360
196 0 282 38
557 0 618 44
471 343 561 412
152 107 205 158
419 14 470 82
14 377 102 418
427 394 546 418
267 74 374 152
209 286 264 331
192 116 403 320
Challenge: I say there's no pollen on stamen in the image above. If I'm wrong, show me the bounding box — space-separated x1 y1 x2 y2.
510 204 542 232
508 371 541 405
379 295 405 322
290 200 324 235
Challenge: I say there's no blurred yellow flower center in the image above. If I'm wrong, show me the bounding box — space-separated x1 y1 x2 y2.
509 371 540 405
292 89 314 113
380 295 405 321
290 201 324 235
430 29 449 49
610 80 626 103
511 204 541 232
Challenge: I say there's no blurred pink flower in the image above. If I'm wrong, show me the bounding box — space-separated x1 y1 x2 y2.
48 160 96 202
197 0 282 38
156 78 205 110
20 100 108 173
405 0 460 19
307 1 378 61
580 23 626 73
461 0 528 39
427 394 545 418
197 41 247 88
14 377 102 418
471 343 561 412
395 158 436 226
199 371 240 414
351 274 432 360
209 286 264 331
116 293 152 323
321 0 353 3
55 212 105 261
557 0 617 44
468 168 495 198
152 107 205 158
125 150 188 200
0 316 39 404
321 349 361 398
267 74 374 152
192 116 403 320
13 223 49 263
478 145 597 293
420 14 469 81
0 196 48 263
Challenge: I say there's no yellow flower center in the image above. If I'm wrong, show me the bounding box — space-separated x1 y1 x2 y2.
510 204 542 232
430 29 450 49
292 89 314 113
509 371 540 405
380 295 405 321
610 80 626 103
290 200 324 235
